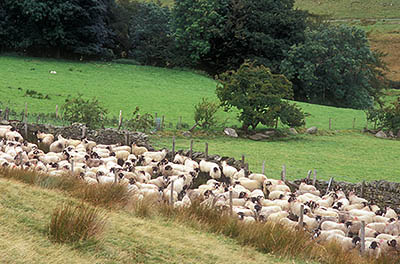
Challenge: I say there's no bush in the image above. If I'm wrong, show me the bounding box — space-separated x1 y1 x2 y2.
62 94 108 129
125 106 155 132
216 61 305 131
194 98 219 129
48 203 107 244
366 97 400 133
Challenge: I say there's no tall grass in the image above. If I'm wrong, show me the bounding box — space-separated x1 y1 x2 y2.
2 168 400 263
0 168 131 208
48 203 107 244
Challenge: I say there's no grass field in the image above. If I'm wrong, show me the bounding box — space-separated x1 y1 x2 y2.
0 55 370 130
1 178 308 264
1 55 400 182
151 131 400 183
295 0 400 19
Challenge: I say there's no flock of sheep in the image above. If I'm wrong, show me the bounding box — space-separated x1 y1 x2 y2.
1 124 400 259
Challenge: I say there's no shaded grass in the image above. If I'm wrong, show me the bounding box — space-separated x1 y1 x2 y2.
48 203 107 244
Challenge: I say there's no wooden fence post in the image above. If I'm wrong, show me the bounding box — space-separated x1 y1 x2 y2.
24 102 27 122
229 189 233 216
124 133 129 146
119 110 122 127
161 115 165 131
312 169 317 186
361 180 365 198
56 105 59 119
360 221 366 255
306 170 312 183
71 159 74 173
179 116 182 129
262 160 266 175
172 136 175 157
189 139 193 159
170 180 174 205
353 118 356 129
326 177 334 194
114 170 118 184
298 204 304 229
205 142 208 159
5 107 9 121
281 165 286 181
241 154 245 166
329 118 332 130
82 126 87 139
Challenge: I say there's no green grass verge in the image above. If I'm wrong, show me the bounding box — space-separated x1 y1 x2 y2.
295 0 400 19
0 178 303 264
150 131 400 183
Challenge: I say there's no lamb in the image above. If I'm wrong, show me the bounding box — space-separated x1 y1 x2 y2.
314 229 346 242
299 182 320 196
235 178 261 192
326 234 361 252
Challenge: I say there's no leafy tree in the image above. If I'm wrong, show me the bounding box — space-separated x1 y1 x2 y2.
216 61 305 131
129 2 174 66
125 106 155 132
62 94 108 129
172 0 308 75
1 0 115 58
281 25 387 109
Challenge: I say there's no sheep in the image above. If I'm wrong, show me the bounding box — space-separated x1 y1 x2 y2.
385 207 398 219
326 234 361 252
299 182 320 196
232 168 245 179
365 240 382 259
348 191 368 205
221 160 237 179
321 221 348 234
266 211 289 223
49 135 68 153
132 144 148 156
184 158 199 171
314 229 346 242
173 153 187 164
367 222 389 234
199 160 221 179
36 131 54 146
142 149 167 162
235 178 261 192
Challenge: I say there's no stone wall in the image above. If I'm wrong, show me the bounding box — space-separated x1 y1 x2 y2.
3 121 152 150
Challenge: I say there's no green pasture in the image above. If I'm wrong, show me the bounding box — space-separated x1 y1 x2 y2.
151 132 400 183
1 55 399 183
295 0 400 19
0 55 369 130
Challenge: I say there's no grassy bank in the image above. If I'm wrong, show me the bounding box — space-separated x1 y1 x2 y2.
0 177 301 264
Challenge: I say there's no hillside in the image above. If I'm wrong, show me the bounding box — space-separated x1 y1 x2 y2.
0 178 304 264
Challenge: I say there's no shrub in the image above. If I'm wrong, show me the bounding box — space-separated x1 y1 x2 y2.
48 203 107 244
216 61 305 131
366 97 400 133
62 94 108 129
125 106 155 132
194 98 219 129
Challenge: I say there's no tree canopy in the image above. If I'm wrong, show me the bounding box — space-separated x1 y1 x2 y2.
281 25 387 109
173 0 308 75
1 0 114 58
216 61 305 131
